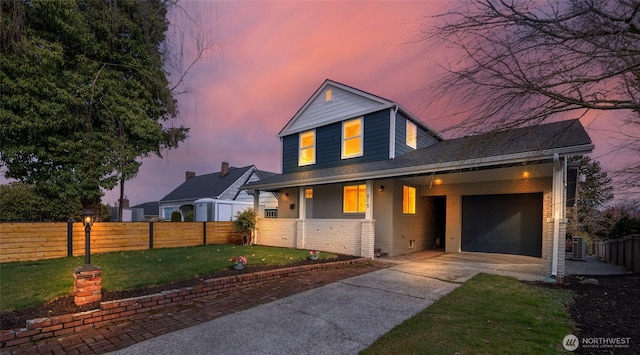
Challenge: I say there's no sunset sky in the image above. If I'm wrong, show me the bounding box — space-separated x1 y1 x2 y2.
102 0 634 207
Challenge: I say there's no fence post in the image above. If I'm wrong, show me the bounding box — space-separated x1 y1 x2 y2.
149 222 154 249
67 219 74 256
203 222 207 245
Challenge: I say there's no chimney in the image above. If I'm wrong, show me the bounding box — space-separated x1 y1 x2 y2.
186 171 196 181
120 198 129 208
221 161 229 177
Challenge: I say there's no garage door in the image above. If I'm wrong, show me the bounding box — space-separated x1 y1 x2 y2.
461 193 542 257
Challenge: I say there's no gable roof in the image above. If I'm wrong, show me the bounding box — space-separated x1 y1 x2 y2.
160 166 256 202
278 79 442 140
244 119 593 190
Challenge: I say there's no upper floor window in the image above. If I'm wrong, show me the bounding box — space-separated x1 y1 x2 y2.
403 185 416 214
342 118 363 159
299 130 315 166
305 188 313 199
325 89 332 101
343 184 366 213
406 120 417 149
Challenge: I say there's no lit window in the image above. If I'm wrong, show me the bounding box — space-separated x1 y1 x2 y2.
403 186 416 214
305 188 313 199
406 120 417 149
343 184 366 213
299 130 315 166
342 118 363 159
325 89 332 101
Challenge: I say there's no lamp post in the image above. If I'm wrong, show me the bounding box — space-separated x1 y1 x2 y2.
74 209 101 306
82 209 94 265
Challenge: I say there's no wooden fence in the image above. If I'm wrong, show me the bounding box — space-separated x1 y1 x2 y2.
0 222 241 263
593 232 640 273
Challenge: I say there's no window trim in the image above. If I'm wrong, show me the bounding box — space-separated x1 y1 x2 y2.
406 120 417 149
341 117 363 159
403 185 416 214
298 130 316 166
343 184 366 213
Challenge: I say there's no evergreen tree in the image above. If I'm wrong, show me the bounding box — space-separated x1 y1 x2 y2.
0 0 188 216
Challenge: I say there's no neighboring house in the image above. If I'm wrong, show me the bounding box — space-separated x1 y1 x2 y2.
131 201 160 221
159 162 278 221
109 199 158 222
243 79 594 279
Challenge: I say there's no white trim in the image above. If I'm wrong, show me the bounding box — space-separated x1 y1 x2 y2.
279 80 393 137
246 144 595 190
298 129 316 166
365 180 373 220
341 117 364 159
389 106 397 159
299 187 306 220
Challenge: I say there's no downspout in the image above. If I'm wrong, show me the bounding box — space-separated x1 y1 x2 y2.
389 105 398 159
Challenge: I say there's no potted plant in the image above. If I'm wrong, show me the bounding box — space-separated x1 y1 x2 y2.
233 208 257 246
308 250 319 261
230 256 248 270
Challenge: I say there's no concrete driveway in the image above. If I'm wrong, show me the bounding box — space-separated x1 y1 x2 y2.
110 251 622 355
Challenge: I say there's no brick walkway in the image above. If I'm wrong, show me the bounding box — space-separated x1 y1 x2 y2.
2 262 386 355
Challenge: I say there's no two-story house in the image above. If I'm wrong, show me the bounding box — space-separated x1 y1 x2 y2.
243 79 594 279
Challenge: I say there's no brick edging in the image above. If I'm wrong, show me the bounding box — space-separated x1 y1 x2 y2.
0 258 370 348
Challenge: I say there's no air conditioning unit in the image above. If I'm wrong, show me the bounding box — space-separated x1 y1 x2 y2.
572 236 587 261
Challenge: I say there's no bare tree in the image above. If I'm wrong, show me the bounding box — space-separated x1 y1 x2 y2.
424 0 639 194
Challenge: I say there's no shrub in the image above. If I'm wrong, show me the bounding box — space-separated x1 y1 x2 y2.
184 210 195 222
170 211 182 222
233 208 256 245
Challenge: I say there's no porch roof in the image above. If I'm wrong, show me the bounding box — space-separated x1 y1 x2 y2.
244 119 593 191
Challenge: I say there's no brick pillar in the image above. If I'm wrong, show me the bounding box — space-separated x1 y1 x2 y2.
74 265 102 306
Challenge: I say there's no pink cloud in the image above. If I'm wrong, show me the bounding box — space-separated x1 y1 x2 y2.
101 1 632 207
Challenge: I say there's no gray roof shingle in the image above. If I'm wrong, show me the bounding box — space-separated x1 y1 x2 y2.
244 119 593 190
160 166 254 202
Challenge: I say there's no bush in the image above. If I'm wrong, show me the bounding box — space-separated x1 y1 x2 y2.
170 211 182 222
184 210 195 222
233 208 256 245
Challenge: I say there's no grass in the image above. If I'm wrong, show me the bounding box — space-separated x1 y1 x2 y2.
0 244 335 312
362 273 575 354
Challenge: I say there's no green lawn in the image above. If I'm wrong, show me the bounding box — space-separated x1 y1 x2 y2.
0 245 333 311
362 273 575 354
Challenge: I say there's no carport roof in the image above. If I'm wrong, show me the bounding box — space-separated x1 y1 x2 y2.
243 119 593 191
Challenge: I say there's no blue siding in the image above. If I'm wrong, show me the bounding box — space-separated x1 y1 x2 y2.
281 109 391 174
282 135 299 174
395 112 439 157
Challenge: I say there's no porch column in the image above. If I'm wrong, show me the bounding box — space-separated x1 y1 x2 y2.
298 187 306 220
365 180 373 220
550 154 566 278
253 189 260 245
298 187 306 250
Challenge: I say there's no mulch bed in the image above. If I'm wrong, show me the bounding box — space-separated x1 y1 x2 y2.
0 254 359 330
534 273 639 354
563 274 639 354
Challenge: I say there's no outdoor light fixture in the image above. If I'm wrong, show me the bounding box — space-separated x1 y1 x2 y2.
378 185 384 192
83 209 94 227
82 209 95 265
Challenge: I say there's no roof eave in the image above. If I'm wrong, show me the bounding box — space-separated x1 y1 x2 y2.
242 144 594 190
